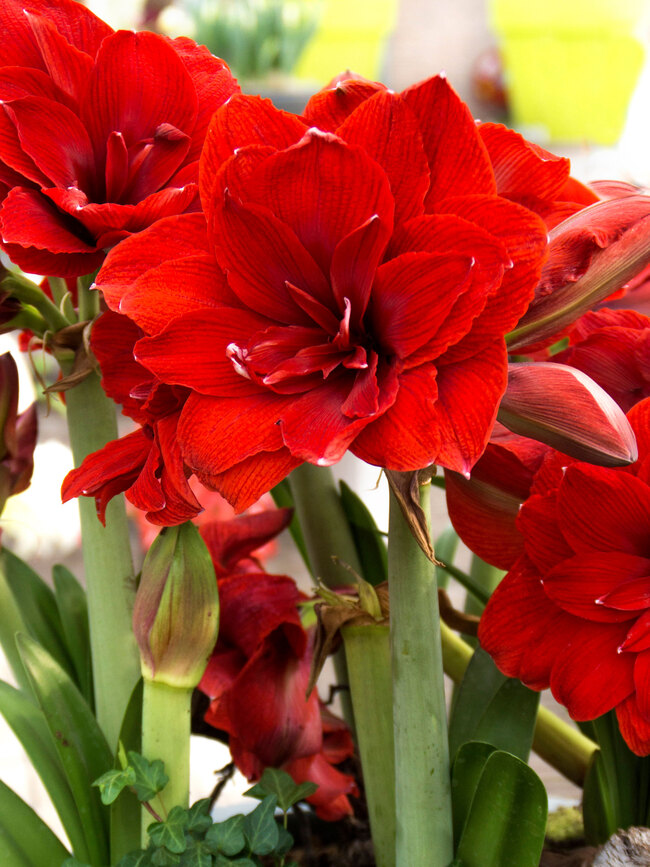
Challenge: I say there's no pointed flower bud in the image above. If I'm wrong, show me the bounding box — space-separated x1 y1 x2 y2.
508 194 650 350
133 522 219 688
0 353 37 516
497 362 638 467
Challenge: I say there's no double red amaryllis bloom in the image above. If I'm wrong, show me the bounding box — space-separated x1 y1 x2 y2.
478 397 650 755
94 73 554 511
198 510 358 820
0 0 238 277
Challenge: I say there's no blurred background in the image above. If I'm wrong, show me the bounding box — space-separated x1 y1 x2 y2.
3 0 650 849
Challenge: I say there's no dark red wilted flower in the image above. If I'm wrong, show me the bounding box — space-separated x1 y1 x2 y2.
554 308 650 412
0 0 238 277
94 74 549 511
479 397 650 755
0 352 37 514
198 510 358 820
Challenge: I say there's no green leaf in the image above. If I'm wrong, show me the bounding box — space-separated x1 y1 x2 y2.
228 860 256 867
186 799 212 836
147 806 189 854
3 550 73 677
454 751 547 867
152 848 181 866
276 825 293 856
0 778 71 867
62 859 92 867
243 795 279 856
16 632 111 866
128 751 169 802
451 741 497 846
180 840 214 867
116 849 153 867
0 680 90 860
93 766 136 805
244 768 317 813
111 680 144 863
53 565 93 706
205 814 245 857
270 480 308 567
339 480 387 585
448 647 539 762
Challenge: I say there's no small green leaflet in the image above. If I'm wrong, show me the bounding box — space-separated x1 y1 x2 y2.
128 751 169 802
244 767 317 812
147 806 189 854
205 814 245 856
243 795 279 856
93 766 136 805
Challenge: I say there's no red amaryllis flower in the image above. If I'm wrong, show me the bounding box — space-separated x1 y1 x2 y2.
94 75 548 510
553 308 650 412
0 0 238 277
478 397 650 755
198 511 358 820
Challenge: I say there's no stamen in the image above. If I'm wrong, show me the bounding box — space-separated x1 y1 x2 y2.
226 342 250 379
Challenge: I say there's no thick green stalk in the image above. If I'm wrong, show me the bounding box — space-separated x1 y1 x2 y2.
342 624 395 867
141 679 192 843
388 483 453 867
288 463 363 585
64 370 139 750
3 273 69 332
440 621 596 786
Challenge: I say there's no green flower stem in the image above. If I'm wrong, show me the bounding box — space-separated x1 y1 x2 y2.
288 463 363 732
141 679 192 843
342 624 395 867
64 370 139 750
439 621 596 786
3 273 70 332
388 483 453 867
288 463 363 586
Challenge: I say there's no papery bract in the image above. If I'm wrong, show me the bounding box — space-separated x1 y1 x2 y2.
0 0 239 276
94 74 549 511
479 397 650 755
0 352 37 514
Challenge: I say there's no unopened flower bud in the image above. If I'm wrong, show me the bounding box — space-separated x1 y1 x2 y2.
133 522 219 688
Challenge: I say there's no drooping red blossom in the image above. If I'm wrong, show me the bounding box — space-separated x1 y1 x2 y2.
198 510 358 819
0 0 238 277
553 308 650 412
61 309 201 525
445 423 549 571
94 74 549 511
478 397 650 755
0 352 37 514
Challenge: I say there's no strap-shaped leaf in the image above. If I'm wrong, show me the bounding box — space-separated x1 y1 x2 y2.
0 778 71 867
449 647 539 762
434 525 459 591
111 679 143 863
454 751 547 867
17 633 112 866
2 550 73 677
53 565 93 707
451 741 496 847
339 480 387 585
0 681 90 861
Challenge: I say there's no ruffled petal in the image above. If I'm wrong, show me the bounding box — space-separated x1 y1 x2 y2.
616 693 650 755
198 447 302 513
303 74 386 131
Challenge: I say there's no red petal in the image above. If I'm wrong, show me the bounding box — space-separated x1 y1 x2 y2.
120 255 227 335
0 104 49 186
241 129 394 275
330 215 390 328
519 493 574 573
122 123 191 203
401 75 496 206
434 342 506 475
616 693 650 755
543 552 650 622
91 310 151 422
165 36 239 163
141 414 203 525
212 195 331 323
25 11 93 103
199 448 302 513
287 752 356 820
135 308 272 395
351 364 442 469
337 90 430 222
200 508 292 575
635 650 650 721
549 619 634 720
620 610 650 653
5 96 95 191
303 75 386 131
95 212 209 310
80 30 197 162
369 252 473 360
558 464 650 555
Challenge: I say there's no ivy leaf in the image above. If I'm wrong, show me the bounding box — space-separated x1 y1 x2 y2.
186 799 213 836
116 852 154 867
151 849 181 866
243 795 279 855
179 840 214 867
205 814 245 856
276 825 294 856
93 766 137 805
244 768 317 812
147 806 189 854
229 860 257 867
128 752 169 802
